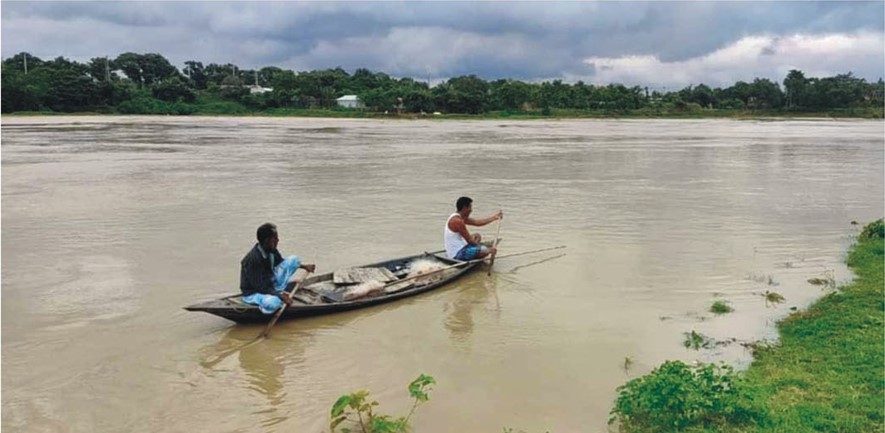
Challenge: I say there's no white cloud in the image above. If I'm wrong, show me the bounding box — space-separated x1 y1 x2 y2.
579 32 885 88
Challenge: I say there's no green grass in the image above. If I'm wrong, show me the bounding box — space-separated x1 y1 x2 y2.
612 219 884 432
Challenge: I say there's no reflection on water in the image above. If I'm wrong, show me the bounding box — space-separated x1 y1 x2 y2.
197 325 315 429
444 275 501 346
2 116 882 433
239 341 288 427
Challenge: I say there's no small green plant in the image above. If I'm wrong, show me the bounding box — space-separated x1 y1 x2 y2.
611 360 763 432
710 300 733 314
330 374 435 433
623 356 634 373
859 218 884 240
807 270 836 290
763 290 785 305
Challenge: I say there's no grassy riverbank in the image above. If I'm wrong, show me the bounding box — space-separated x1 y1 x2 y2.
612 219 884 432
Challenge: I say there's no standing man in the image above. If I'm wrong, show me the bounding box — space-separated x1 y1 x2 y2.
240 223 316 314
444 196 503 261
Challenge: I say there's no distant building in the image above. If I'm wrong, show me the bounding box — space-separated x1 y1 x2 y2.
337 95 364 109
248 85 273 95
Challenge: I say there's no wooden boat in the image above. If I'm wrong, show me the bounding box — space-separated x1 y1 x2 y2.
184 250 481 323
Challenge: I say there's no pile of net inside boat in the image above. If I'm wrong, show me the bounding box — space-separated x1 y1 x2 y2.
307 258 453 302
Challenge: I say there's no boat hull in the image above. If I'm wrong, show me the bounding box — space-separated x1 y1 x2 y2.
184 251 480 323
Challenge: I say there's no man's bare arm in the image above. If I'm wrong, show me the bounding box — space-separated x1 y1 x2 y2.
465 210 503 227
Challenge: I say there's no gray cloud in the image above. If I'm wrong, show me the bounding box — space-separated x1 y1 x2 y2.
2 1 883 86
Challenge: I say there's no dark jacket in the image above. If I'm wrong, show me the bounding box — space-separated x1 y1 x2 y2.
240 243 284 296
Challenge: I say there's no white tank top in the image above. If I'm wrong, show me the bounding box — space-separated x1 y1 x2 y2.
444 213 468 259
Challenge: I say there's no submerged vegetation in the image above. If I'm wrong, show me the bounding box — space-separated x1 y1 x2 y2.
807 270 837 290
683 330 715 350
710 300 734 314
762 290 785 306
612 219 884 432
623 356 634 373
746 273 779 286
2 52 883 118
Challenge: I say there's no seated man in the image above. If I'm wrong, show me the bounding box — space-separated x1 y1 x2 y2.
443 196 503 261
240 223 316 314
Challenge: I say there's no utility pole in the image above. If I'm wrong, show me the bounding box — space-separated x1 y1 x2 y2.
105 57 110 82
23 52 28 75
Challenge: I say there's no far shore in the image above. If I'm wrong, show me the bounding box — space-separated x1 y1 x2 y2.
3 108 883 121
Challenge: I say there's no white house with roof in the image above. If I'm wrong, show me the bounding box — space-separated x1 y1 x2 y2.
336 95 364 109
248 84 273 95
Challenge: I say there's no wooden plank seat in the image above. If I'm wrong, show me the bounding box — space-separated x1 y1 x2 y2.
333 267 398 285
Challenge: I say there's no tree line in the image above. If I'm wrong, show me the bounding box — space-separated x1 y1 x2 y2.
2 51 883 116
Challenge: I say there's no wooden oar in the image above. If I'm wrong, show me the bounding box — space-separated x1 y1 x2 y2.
487 217 503 276
379 245 565 292
259 269 313 339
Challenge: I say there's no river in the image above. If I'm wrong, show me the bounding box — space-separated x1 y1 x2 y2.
2 116 882 433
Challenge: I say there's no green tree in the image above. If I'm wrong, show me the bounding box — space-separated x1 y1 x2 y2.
362 87 398 111
203 63 240 87
434 75 488 114
571 81 594 110
113 52 178 87
748 78 784 109
866 78 885 107
4 52 44 72
140 53 178 85
1 65 44 112
114 52 144 86
183 60 207 89
689 84 716 108
806 73 865 109
350 68 381 93
492 79 532 111
219 74 248 101
783 69 808 109
268 70 300 107
40 57 99 111
153 76 196 103
258 66 283 87
401 88 434 113
87 57 116 83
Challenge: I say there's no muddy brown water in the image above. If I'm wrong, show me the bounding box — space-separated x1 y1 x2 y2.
2 116 882 433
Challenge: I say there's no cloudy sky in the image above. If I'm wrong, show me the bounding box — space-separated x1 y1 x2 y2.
2 1 883 88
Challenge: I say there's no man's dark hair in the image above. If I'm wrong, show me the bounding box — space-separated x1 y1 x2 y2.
456 196 473 211
256 223 278 244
